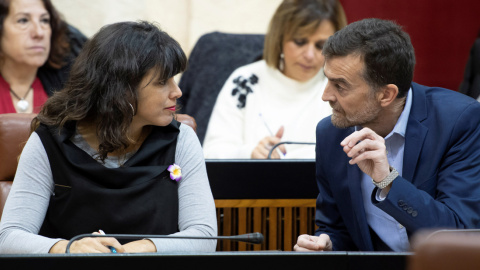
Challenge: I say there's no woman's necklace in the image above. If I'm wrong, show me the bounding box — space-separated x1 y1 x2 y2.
9 86 33 112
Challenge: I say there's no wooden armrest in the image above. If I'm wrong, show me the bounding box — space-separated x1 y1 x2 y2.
176 114 197 133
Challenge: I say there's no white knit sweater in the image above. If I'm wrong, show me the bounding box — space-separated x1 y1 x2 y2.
203 60 332 159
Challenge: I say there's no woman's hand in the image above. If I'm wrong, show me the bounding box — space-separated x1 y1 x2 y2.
251 126 286 159
122 239 157 253
49 233 125 254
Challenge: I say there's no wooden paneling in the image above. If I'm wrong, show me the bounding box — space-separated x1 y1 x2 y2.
215 199 317 251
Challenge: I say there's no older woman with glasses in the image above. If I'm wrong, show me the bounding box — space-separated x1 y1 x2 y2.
0 0 86 114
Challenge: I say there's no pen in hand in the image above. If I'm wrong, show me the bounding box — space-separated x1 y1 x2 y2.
98 230 117 253
259 113 285 158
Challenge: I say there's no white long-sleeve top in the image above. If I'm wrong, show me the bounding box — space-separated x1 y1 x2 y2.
203 60 332 159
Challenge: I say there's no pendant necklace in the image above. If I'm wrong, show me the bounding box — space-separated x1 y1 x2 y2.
9 86 33 112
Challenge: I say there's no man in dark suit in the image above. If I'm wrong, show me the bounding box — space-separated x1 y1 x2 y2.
294 18 480 252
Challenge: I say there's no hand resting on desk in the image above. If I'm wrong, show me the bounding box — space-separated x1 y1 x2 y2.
294 234 333 252
49 233 158 253
49 232 125 253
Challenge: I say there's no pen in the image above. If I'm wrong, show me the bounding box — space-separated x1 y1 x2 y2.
259 113 285 158
98 230 117 253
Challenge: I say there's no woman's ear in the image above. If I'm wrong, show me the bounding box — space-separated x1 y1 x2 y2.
378 84 399 107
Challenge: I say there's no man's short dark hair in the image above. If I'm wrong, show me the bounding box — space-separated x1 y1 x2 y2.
323 18 415 97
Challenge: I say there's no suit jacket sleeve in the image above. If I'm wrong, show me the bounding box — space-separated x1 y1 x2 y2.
314 118 358 251
315 171 358 250
373 100 480 234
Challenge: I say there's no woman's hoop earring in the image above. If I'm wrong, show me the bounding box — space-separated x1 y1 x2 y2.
279 53 285 71
128 103 135 116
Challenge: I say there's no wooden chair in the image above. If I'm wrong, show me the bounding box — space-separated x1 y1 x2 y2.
0 113 36 220
408 229 480 270
0 113 197 220
214 199 317 251
178 31 264 144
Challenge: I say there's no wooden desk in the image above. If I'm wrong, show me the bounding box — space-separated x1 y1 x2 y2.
206 159 318 251
0 251 411 270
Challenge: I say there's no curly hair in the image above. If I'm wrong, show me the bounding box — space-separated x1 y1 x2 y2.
33 21 187 161
0 0 70 69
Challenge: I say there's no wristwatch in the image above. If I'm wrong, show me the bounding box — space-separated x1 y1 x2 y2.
372 166 399 189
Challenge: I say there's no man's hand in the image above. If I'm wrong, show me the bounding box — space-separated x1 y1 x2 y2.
294 234 333 251
251 126 286 159
340 127 390 183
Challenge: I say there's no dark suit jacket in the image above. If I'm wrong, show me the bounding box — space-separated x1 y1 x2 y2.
459 37 480 99
314 82 480 251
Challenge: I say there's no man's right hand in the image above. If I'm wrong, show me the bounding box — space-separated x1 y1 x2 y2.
294 234 333 251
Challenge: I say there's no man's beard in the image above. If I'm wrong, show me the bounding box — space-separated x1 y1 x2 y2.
329 99 382 129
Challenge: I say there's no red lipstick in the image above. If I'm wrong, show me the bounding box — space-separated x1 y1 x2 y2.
166 106 176 111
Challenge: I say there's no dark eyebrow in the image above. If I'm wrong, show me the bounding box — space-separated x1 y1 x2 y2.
14 12 49 17
323 70 352 88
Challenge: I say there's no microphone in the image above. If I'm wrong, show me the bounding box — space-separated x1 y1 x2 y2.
65 232 264 253
267 141 316 159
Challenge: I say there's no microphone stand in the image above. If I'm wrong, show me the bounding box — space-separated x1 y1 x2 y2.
65 232 264 253
267 141 316 159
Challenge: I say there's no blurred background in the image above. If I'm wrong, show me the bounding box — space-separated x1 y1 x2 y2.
52 0 480 92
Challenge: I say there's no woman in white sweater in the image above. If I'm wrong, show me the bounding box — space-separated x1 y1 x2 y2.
203 0 347 159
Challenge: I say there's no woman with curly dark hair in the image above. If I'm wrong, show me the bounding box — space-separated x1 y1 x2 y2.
0 21 217 254
0 0 86 114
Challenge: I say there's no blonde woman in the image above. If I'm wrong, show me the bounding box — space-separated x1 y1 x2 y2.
203 0 347 159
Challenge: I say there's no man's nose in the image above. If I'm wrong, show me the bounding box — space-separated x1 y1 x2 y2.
322 82 335 102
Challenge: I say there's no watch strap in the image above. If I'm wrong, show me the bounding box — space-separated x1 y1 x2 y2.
372 166 399 189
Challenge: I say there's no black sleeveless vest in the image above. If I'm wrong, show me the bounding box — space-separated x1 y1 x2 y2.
37 121 181 241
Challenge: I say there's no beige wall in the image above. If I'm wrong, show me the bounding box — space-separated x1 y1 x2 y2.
51 0 282 57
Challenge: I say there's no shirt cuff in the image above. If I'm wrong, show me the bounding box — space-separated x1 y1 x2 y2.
375 188 388 201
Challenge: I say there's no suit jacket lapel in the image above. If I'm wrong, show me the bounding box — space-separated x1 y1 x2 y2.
347 157 374 250
403 83 428 181
345 84 428 250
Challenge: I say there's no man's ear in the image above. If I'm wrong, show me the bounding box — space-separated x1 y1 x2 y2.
378 84 399 107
